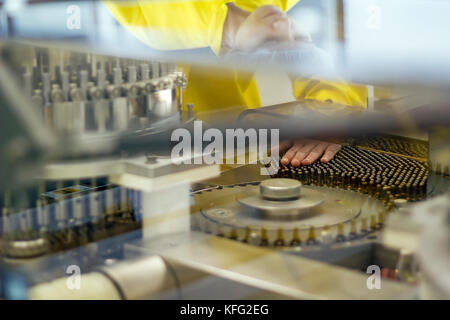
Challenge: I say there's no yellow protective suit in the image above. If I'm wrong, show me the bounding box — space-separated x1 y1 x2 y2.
103 0 367 114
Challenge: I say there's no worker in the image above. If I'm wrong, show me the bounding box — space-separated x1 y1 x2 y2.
103 0 367 166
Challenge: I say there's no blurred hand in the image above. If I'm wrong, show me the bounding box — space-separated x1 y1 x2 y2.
231 5 311 52
278 139 341 166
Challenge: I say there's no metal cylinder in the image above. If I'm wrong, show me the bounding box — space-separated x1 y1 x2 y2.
260 178 302 200
28 255 179 300
100 256 179 299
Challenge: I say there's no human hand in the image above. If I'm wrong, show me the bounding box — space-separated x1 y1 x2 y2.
278 139 341 167
232 5 311 52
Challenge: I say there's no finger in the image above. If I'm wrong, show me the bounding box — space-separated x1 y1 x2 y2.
263 11 288 27
291 141 317 166
269 140 291 157
320 144 342 163
281 143 302 165
301 142 328 165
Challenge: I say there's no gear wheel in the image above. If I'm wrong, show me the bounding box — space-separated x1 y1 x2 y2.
192 179 386 248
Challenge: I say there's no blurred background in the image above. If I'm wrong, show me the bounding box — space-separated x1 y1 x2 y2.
0 0 449 301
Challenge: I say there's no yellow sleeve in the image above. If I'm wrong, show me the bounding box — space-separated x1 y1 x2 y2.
103 0 300 54
293 78 368 108
234 0 299 12
103 0 229 54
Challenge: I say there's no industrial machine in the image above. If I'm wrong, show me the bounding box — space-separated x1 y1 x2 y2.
0 0 449 300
